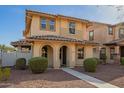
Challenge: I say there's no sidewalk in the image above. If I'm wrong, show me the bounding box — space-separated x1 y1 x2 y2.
62 68 119 88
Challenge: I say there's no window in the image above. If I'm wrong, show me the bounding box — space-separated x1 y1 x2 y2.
49 20 55 31
42 47 47 58
108 26 113 35
119 28 124 38
100 48 106 59
77 48 84 59
69 22 75 34
110 48 115 59
89 31 94 41
41 18 47 30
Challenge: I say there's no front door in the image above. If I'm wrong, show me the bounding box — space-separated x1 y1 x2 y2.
60 46 67 67
62 46 66 65
120 46 124 57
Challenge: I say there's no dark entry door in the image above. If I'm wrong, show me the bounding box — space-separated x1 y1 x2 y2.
120 46 124 57
62 46 66 65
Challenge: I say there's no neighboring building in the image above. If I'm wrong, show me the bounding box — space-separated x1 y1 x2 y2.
87 21 124 63
11 10 124 68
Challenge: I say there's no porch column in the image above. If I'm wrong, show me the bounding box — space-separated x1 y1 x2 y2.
85 46 93 58
33 42 41 57
115 46 120 64
53 45 60 69
68 45 76 68
106 47 110 63
17 45 21 52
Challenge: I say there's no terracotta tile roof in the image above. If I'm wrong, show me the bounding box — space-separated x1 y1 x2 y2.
104 38 124 45
28 35 99 45
11 39 32 47
29 35 83 42
11 35 99 46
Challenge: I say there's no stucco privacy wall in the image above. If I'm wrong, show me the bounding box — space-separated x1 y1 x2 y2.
32 40 94 68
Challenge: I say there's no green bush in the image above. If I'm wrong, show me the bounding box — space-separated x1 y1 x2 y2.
0 68 3 81
0 59 2 67
93 57 100 64
15 58 26 70
83 58 97 72
120 57 124 65
0 67 11 81
2 68 11 81
28 57 48 74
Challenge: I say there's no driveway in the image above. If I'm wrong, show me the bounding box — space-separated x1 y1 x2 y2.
0 69 96 88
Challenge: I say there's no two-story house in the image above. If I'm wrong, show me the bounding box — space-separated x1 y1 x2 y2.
11 10 99 69
103 22 124 62
11 10 124 68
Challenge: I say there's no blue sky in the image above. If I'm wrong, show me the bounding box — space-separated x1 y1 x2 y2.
0 5 123 46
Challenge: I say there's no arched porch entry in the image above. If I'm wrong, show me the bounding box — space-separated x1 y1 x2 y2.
41 45 53 68
60 46 68 67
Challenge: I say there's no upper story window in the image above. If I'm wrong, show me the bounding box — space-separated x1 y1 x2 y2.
69 22 75 34
41 18 55 31
41 18 47 30
119 28 124 38
108 26 113 35
49 20 55 31
89 31 94 41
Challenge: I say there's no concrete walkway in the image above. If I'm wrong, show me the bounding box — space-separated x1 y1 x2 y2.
62 68 119 88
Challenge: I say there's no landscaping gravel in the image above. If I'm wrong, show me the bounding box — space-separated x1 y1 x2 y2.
73 64 124 88
0 69 96 88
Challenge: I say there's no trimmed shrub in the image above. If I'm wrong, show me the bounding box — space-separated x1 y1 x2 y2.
120 57 124 65
2 68 11 81
0 68 3 81
0 67 11 81
93 57 100 64
15 58 26 70
0 59 2 67
28 57 48 74
83 58 97 72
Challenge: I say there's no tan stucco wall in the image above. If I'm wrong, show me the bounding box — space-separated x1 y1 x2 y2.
32 40 95 68
114 25 124 39
25 15 88 41
87 23 114 43
75 45 84 66
59 18 87 40
30 15 59 36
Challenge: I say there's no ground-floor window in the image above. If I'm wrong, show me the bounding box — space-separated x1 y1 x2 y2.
77 48 84 59
110 48 115 59
100 48 106 59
